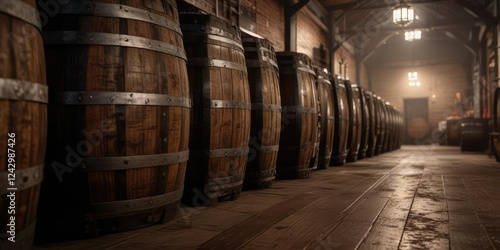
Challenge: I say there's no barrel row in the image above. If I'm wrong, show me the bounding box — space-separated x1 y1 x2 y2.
1 2 404 247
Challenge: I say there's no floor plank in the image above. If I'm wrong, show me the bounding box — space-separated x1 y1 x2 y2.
32 146 500 250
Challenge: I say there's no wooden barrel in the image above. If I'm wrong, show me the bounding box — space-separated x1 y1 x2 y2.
364 91 378 157
357 86 369 159
447 117 462 146
275 52 318 179
345 81 362 162
0 1 46 248
396 108 404 149
181 14 251 204
461 118 486 152
241 34 281 189
330 76 349 166
38 0 189 239
314 68 335 169
493 88 500 160
384 102 393 152
374 96 386 155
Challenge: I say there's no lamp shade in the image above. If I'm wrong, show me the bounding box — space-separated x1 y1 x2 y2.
393 4 414 27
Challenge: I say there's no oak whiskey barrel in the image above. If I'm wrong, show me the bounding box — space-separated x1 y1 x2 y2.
345 81 362 162
364 91 378 158
357 86 369 159
181 14 251 205
38 0 190 239
241 34 281 189
330 76 349 166
314 68 335 169
493 88 500 160
461 118 486 152
0 0 47 248
375 96 386 155
275 52 318 179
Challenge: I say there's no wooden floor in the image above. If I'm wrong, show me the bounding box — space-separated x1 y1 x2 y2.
34 145 500 249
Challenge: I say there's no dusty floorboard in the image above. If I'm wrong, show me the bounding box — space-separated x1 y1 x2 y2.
33 146 500 249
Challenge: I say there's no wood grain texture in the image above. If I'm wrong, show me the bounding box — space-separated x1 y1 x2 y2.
345 81 362 162
314 68 335 169
31 146 500 250
0 0 46 249
357 86 370 160
364 91 378 158
374 95 387 155
181 14 251 204
330 77 349 166
242 34 281 189
38 0 189 239
275 52 318 179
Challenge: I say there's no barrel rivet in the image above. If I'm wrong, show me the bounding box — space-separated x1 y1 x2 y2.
130 93 133 97
163 112 166 116
124 160 129 165
168 98 171 102
124 8 129 12
124 38 129 42
146 99 150 103
77 95 82 101
89 95 93 99
110 97 115 102
163 138 167 143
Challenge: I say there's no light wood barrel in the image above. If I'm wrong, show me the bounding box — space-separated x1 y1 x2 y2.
314 68 335 169
275 52 318 179
38 0 189 239
241 34 281 189
0 0 46 248
330 77 349 166
345 81 362 162
181 14 251 204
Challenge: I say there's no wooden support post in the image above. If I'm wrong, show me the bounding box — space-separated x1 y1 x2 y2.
327 10 336 75
284 0 310 52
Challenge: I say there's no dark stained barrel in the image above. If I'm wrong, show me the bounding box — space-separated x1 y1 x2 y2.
38 0 189 239
375 96 387 155
357 86 369 159
364 91 378 158
460 118 487 152
181 14 251 204
314 68 335 169
447 117 462 146
345 81 362 162
384 102 393 152
241 34 281 189
275 52 318 179
493 88 500 160
396 108 404 149
0 0 46 248
330 76 349 166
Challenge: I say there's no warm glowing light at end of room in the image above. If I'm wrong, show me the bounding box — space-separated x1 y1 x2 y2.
408 71 420 87
405 30 421 41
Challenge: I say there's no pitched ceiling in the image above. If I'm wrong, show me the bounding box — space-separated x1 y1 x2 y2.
315 0 497 69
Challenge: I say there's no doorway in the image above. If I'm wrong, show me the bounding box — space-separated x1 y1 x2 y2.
404 98 430 144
